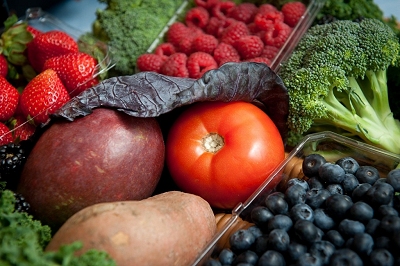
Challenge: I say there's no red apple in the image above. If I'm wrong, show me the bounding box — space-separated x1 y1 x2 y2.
17 108 165 230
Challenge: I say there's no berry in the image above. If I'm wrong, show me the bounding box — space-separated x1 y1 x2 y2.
233 250 258 265
220 21 250 46
192 34 219 54
302 154 326 177
185 6 210 29
254 10 284 31
154 43 176 57
218 248 235 265
187 51 218 79
289 203 314 222
379 215 400 235
285 183 307 207
205 17 226 37
211 1 235 20
307 177 324 190
338 219 365 238
233 35 264 60
341 173 359 195
267 214 293 232
318 162 346 184
286 178 309 191
263 21 292 48
227 3 258 24
0 122 12 146
245 56 271 65
355 165 380 184
351 233 374 256
0 143 26 175
250 206 274 228
265 191 288 215
13 192 30 213
0 76 19 121
0 54 8 78
136 53 167 73
257 250 285 266
324 230 345 248
309 240 336 265
167 22 191 47
365 182 394 207
8 115 36 142
213 42 240 66
369 248 394 266
294 219 320 245
229 228 256 253
26 25 42 38
376 205 398 218
386 169 400 192
365 218 381 236
336 157 360 174
305 188 331 209
194 0 219 10
257 4 278 15
267 229 290 252
325 194 353 219
281 1 307 27
352 183 372 202
329 248 363 266
347 201 374 224
326 183 344 195
160 53 189 78
313 208 336 231
286 241 307 262
261 45 280 60
295 253 322 266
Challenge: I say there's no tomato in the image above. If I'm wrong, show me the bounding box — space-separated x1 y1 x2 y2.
166 101 285 209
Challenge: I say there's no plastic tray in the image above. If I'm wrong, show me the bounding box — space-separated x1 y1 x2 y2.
192 131 400 265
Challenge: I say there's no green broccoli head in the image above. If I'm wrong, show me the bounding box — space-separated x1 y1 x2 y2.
280 18 400 153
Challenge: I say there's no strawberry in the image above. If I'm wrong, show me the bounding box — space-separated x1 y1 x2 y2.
0 54 8 78
8 114 36 142
0 122 13 145
26 25 43 38
27 30 79 73
20 69 70 124
43 52 99 97
0 76 19 121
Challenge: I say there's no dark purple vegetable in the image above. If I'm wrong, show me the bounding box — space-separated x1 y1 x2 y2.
51 62 289 140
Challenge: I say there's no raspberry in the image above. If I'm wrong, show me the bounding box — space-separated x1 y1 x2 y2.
205 17 225 37
281 1 307 27
213 42 240 65
154 43 176 57
167 22 191 47
263 21 292 48
218 57 240 67
177 31 201 55
261 45 280 60
187 52 218 79
254 10 284 31
160 53 189 78
211 1 235 20
220 21 250 46
136 53 167 73
227 3 258 24
192 34 219 54
185 6 210 29
234 35 264 60
257 4 278 15
246 57 271 66
194 0 219 10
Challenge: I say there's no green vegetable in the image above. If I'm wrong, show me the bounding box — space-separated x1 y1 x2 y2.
0 189 116 266
279 18 400 154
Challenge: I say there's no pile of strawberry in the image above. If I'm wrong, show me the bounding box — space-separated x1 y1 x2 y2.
0 16 100 145
136 0 306 79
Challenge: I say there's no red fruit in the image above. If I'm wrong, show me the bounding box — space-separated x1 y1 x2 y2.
43 52 99 97
218 57 240 67
234 35 264 60
154 43 176 57
211 1 236 20
254 10 284 31
160 53 189 78
187 51 218 79
192 33 219 54
27 30 79 73
167 22 191 48
0 122 12 145
213 42 240 66
9 114 36 142
262 45 280 60
220 21 250 46
177 33 198 55
20 69 70 124
0 76 19 121
227 3 258 24
194 0 219 10
205 17 225 37
185 6 210 29
26 25 43 38
263 21 292 48
281 1 307 27
245 57 271 65
137 53 168 73
0 54 8 78
257 4 278 15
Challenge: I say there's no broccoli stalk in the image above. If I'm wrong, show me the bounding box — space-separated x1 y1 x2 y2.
280 18 400 154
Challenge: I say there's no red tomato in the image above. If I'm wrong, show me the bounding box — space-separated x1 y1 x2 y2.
166 101 285 209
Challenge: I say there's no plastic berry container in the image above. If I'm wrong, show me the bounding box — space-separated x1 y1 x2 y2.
192 131 400 265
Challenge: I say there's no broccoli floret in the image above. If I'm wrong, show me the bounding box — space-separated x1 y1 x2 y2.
279 18 400 154
316 0 383 22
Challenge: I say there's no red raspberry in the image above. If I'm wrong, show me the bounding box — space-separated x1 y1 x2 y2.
245 57 271 66
254 10 284 31
155 43 176 57
160 53 189 78
218 57 240 67
263 21 292 48
213 42 240 65
281 1 307 27
205 17 225 37
185 6 210 29
187 52 218 79
211 1 235 20
234 35 264 60
136 53 167 73
192 34 219 54
167 22 191 47
194 0 220 10
257 4 278 15
220 21 249 46
227 3 258 24
261 45 280 60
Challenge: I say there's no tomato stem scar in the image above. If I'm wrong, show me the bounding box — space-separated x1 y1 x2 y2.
202 133 224 153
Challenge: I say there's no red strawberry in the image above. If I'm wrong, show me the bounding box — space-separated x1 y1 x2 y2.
0 76 19 121
27 30 79 73
137 53 168 73
9 114 36 142
0 54 8 78
27 25 43 38
43 52 99 97
20 69 70 124
0 122 12 145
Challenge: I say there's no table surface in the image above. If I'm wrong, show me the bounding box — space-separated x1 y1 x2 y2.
44 0 400 34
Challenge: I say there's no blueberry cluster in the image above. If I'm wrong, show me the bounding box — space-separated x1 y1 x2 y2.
205 154 400 266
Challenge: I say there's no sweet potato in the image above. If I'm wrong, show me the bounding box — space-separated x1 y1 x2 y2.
45 191 217 266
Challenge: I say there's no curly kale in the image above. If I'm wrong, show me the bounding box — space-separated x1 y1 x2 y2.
279 18 400 153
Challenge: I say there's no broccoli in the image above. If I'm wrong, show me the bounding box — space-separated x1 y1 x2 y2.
279 18 400 154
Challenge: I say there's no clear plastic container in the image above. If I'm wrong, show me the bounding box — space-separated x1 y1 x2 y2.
192 131 400 265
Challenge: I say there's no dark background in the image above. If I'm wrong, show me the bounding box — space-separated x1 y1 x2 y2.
1 0 61 24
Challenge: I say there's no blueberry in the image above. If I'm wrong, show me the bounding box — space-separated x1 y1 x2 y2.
204 258 221 266
329 248 363 266
355 165 380 184
387 169 400 192
352 183 372 202
265 192 289 215
285 184 307 207
294 219 320 244
267 229 290 252
302 154 326 177
232 250 259 265
365 182 394 207
369 248 394 266
351 232 374 256
286 178 310 191
267 214 293 232
313 208 336 231
257 250 285 266
336 156 360 174
218 248 236 265
319 162 346 184
338 219 365 238
374 236 392 250
374 178 387 185
324 230 345 248
365 218 381 236
309 240 336 265
305 188 331 209
341 173 359 194
290 203 314 222
379 215 400 235
229 229 256 253
250 206 274 229
307 177 324 190
326 183 344 195
347 201 374 223
247 225 263 239
376 205 399 219
286 241 307 262
325 194 353 220
294 253 323 266
253 234 269 254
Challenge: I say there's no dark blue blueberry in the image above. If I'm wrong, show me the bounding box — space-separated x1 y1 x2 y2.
347 201 374 224
302 154 326 177
267 229 290 252
376 205 399 219
229 229 256 253
329 248 363 266
305 188 331 209
344 237 354 248
338 219 365 238
232 250 258 265
324 230 345 248
392 231 400 250
369 248 394 266
294 219 320 244
286 241 307 262
313 208 336 231
351 233 374 256
294 253 322 266
309 240 336 265
253 234 268 255
286 178 309 191
257 250 285 266
379 215 400 235
355 165 380 184
285 184 307 207
319 162 346 184
341 173 359 195
290 203 314 222
250 206 274 229
365 182 394 207
336 156 360 174
307 177 324 190
265 192 289 215
352 183 372 202
374 178 387 185
374 236 392 250
325 194 353 220
218 248 236 265
247 225 263 239
387 169 400 192
365 218 381 236
326 183 344 195
204 258 221 266
267 214 293 232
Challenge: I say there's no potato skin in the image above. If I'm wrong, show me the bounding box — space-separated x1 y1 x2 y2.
46 191 217 266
